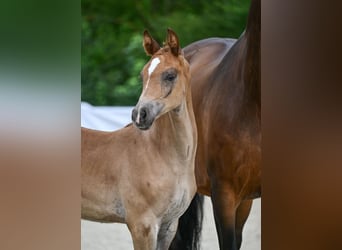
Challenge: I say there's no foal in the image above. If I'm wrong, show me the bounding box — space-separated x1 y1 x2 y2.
81 29 197 250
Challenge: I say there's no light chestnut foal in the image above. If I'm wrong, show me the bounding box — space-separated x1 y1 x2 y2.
81 29 197 250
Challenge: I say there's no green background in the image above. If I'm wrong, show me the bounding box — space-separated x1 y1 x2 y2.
82 0 250 106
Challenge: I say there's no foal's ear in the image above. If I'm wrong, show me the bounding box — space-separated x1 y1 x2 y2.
143 30 161 56
166 28 181 56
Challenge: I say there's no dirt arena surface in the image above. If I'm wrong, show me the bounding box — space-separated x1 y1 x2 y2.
81 197 260 250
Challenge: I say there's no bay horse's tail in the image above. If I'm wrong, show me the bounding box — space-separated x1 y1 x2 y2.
169 193 204 250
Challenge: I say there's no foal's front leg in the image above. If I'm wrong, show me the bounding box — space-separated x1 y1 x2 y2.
127 213 159 250
156 220 179 250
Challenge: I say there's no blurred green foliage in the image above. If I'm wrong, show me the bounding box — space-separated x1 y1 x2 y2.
82 0 250 106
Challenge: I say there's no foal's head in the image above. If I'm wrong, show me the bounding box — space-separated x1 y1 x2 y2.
131 29 190 130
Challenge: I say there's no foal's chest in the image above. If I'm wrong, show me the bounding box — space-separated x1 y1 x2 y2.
161 178 194 222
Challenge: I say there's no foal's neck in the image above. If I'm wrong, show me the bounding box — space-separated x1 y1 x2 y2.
150 92 197 161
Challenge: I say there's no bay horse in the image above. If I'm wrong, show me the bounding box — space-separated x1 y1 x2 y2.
170 0 260 249
81 29 198 250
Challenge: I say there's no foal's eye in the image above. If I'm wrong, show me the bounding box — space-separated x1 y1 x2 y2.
162 68 177 83
166 74 176 81
164 73 177 82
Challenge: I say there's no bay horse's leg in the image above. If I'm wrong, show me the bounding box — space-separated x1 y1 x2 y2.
211 185 238 250
235 199 253 249
127 214 159 250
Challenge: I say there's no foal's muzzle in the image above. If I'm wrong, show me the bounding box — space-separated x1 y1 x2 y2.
132 102 164 130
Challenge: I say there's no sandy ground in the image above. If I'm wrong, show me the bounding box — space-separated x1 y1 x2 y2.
81 197 260 250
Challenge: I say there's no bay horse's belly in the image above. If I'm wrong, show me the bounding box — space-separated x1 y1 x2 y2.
195 137 261 199
199 127 261 199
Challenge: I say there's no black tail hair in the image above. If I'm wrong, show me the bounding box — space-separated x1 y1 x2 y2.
169 193 204 250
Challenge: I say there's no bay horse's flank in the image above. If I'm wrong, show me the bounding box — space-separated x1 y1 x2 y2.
170 0 261 249
81 29 197 250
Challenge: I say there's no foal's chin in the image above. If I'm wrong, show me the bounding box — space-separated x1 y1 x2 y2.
133 119 155 130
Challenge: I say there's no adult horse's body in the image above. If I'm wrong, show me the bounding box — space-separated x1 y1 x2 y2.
82 29 197 250
170 1 260 249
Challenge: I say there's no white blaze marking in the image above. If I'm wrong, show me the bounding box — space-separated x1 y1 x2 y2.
148 57 160 76
145 57 160 90
136 107 141 124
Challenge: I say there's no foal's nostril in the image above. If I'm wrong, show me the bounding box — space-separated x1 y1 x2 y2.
140 108 147 119
132 106 148 124
132 108 138 122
